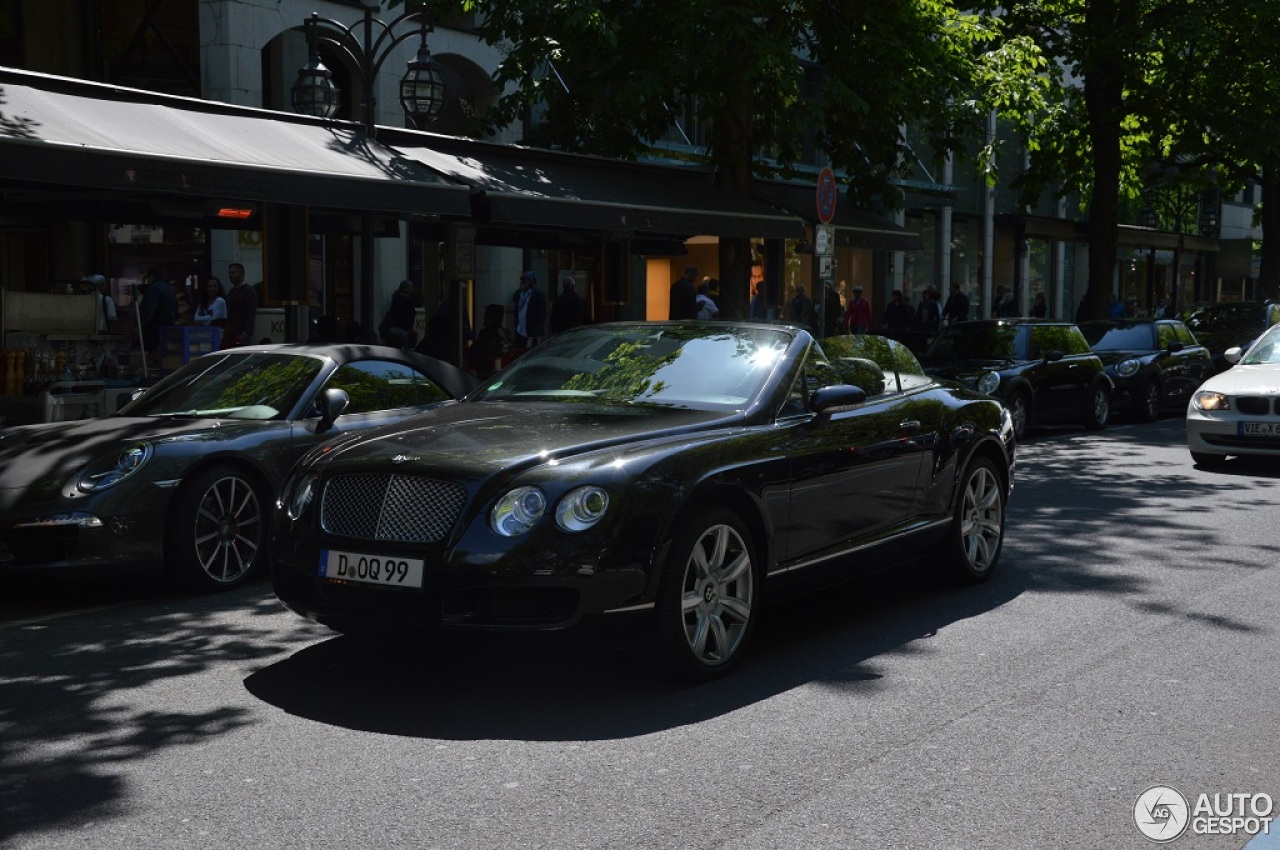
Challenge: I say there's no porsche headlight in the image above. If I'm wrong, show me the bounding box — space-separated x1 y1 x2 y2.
77 442 153 492
1192 391 1231 411
1115 358 1140 378
490 486 546 537
977 371 1001 395
284 473 318 520
555 486 610 532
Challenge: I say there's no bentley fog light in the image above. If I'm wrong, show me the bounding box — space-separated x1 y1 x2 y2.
77 442 153 492
1192 391 1231 411
977 371 1001 395
1116 359 1140 378
555 486 609 532
491 486 546 537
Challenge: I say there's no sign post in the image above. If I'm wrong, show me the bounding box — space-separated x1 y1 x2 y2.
814 167 838 337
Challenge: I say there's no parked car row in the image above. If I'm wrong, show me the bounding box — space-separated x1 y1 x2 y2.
0 305 1271 678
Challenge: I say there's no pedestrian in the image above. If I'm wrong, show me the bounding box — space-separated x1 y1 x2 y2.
137 266 177 365
669 265 698 320
823 282 842 336
943 282 971 324
83 273 116 333
1108 293 1126 319
1030 291 1048 318
550 274 583 335
513 270 547 349
192 277 227 327
695 281 720 320
842 284 872 334
223 262 258 347
380 279 418 348
789 284 814 330
417 290 474 368
917 287 942 332
882 289 914 329
468 303 515 380
749 280 767 321
993 285 1016 318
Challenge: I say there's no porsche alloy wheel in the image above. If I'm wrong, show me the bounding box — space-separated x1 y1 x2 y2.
937 456 1005 584
655 509 757 679
168 465 266 591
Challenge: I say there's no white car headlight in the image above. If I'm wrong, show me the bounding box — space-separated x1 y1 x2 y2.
1115 359 1140 378
976 371 1001 395
77 442 153 492
284 473 317 520
1192 391 1231 411
491 486 546 537
555 486 610 532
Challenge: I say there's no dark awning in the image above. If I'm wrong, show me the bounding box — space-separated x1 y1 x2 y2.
389 134 805 240
752 180 924 251
0 67 472 218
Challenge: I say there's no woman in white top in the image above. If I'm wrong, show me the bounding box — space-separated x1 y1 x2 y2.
193 277 228 326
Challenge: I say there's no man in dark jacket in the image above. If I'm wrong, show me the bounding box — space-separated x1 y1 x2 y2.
669 265 698 320
943 282 971 325
550 275 583 335
138 266 177 365
514 270 547 349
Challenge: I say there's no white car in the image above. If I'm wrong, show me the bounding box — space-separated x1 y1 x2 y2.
1187 321 1280 466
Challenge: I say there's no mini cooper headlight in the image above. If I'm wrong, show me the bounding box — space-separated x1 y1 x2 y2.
77 442 153 492
1115 358 1140 378
977 371 1001 395
555 486 610 532
284 473 318 520
1192 390 1231 411
491 486 546 537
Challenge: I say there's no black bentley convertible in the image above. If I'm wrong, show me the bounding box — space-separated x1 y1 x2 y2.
272 323 1015 678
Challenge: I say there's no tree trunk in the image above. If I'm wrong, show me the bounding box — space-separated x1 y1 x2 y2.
1259 164 1280 301
1078 0 1126 323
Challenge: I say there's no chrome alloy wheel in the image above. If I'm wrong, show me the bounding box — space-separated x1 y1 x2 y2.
678 523 754 666
192 475 262 585
959 464 1003 574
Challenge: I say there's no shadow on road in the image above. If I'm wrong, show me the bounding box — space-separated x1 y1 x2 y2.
3 417 1277 841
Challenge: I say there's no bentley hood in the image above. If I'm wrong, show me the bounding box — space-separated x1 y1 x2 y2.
310 400 738 481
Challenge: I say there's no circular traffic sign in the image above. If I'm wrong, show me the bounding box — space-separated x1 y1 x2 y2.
816 167 837 224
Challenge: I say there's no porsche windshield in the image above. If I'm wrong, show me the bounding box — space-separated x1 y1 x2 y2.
473 324 795 410
120 353 324 419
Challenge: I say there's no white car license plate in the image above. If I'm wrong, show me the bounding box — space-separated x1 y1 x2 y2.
319 549 424 589
1239 421 1280 436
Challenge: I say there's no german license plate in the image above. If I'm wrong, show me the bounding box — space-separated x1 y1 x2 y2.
1239 421 1280 436
319 549 424 588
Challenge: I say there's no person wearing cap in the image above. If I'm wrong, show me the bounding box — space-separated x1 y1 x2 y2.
514 270 547 349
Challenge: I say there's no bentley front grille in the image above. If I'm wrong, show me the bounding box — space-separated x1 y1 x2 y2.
320 474 467 543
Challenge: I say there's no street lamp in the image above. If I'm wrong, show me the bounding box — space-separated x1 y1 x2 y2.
291 3 447 340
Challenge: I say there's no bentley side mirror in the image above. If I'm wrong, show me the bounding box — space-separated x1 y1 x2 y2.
316 388 350 432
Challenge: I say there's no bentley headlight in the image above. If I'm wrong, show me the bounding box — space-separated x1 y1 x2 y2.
285 473 317 520
77 442 152 492
555 486 610 532
1192 391 1231 411
491 486 546 537
1116 358 1140 378
977 371 1001 395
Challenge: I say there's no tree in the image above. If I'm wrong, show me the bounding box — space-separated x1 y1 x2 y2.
406 0 1043 320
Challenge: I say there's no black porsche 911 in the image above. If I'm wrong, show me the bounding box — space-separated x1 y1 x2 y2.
271 323 1016 679
0 344 473 591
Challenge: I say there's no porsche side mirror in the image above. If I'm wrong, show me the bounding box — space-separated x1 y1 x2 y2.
316 388 350 432
810 384 867 415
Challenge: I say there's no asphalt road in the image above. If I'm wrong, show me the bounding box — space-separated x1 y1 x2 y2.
3 415 1279 850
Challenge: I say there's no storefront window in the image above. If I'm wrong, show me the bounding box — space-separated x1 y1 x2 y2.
903 211 938 302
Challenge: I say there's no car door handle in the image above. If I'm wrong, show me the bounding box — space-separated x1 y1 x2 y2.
900 420 921 431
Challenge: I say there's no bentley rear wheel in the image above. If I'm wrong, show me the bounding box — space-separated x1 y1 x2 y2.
653 508 758 679
935 456 1005 584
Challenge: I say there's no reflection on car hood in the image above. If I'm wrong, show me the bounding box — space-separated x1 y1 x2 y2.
921 358 1018 379
1198 364 1280 396
315 400 737 479
0 416 260 490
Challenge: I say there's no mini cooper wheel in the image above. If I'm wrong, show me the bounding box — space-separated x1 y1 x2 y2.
1007 391 1030 441
1085 382 1110 430
167 465 267 591
936 456 1005 584
654 508 758 679
1140 381 1161 422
